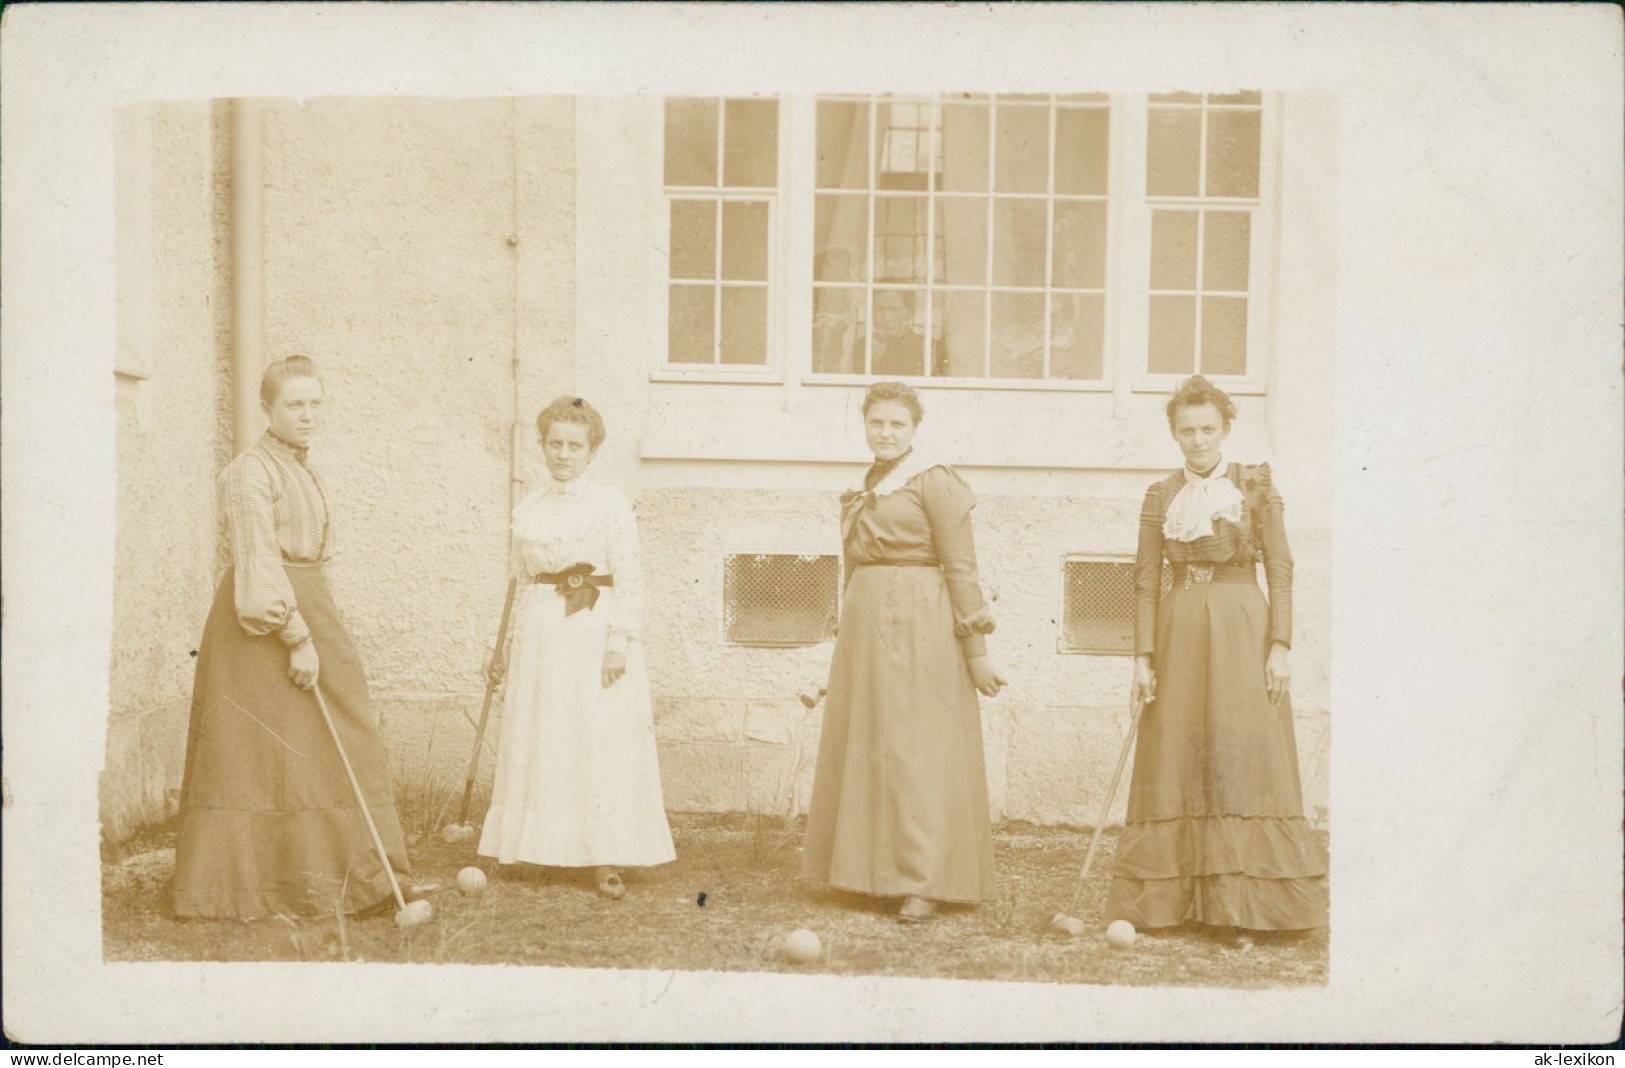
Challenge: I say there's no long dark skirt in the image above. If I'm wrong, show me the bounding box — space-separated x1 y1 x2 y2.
802 565 996 903
1105 577 1328 930
167 564 410 919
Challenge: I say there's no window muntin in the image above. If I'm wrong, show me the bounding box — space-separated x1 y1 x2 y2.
664 98 778 368
810 94 1111 382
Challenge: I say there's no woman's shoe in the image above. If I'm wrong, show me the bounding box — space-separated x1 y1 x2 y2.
898 896 937 923
594 866 626 900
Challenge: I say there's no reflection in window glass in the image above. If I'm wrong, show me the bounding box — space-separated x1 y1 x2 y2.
1050 293 1105 380
991 291 1046 379
810 94 1112 382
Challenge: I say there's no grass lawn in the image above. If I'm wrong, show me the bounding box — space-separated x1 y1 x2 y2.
104 813 1328 988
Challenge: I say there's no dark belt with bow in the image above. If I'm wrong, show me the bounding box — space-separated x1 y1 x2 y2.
533 562 614 615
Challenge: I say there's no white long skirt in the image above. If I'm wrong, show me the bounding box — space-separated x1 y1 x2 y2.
477 586 676 868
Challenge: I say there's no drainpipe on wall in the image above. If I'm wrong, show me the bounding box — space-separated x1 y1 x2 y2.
230 98 266 456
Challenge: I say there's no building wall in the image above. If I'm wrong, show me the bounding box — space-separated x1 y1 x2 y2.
104 94 1334 839
103 101 231 840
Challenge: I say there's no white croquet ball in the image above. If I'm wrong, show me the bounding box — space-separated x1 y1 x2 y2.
456 866 488 895
1105 919 1137 949
780 928 822 964
440 823 474 844
394 899 434 928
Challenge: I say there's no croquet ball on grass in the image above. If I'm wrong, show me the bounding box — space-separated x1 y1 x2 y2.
394 899 434 928
456 866 488 895
1105 919 1137 949
779 928 822 964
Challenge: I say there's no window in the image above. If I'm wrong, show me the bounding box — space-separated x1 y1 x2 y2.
722 553 840 646
811 95 1110 381
1059 556 1173 655
1144 92 1263 378
663 98 779 368
658 92 1272 390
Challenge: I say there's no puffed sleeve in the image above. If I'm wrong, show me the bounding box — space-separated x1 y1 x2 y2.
603 488 644 655
1249 463 1293 649
1133 483 1166 658
221 454 309 647
919 466 993 661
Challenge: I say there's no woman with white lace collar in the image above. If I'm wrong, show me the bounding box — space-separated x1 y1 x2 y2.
802 382 1006 924
1105 375 1328 938
479 397 675 898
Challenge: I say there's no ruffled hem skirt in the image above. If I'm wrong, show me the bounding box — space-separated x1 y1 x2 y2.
166 567 410 920
1107 578 1327 931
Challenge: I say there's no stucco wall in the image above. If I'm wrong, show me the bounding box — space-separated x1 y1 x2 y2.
103 101 231 840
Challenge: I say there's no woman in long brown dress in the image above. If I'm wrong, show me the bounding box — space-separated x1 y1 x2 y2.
167 355 417 919
1105 375 1328 933
802 382 1005 923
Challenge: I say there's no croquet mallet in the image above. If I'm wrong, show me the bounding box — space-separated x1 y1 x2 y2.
311 684 432 927
1049 686 1152 935
441 578 519 844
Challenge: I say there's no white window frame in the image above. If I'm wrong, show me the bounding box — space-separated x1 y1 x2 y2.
649 93 1280 398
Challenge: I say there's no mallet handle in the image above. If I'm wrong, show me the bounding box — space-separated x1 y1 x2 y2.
455 578 518 828
313 684 407 913
1066 692 1149 914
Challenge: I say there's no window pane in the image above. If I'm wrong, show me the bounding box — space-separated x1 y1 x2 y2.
939 103 989 192
1147 109 1200 197
814 194 869 282
720 286 768 365
664 98 718 187
1206 109 1260 198
932 290 986 377
1055 107 1109 195
668 285 715 363
936 197 988 286
990 291 1045 378
669 199 716 281
876 100 931 191
1052 200 1107 290
721 201 769 282
1050 293 1105 380
992 198 1047 287
723 98 778 188
1148 293 1195 374
874 195 928 284
812 286 862 373
1150 209 1198 290
1149 92 1203 104
995 104 1049 194
1201 296 1247 374
1058 92 1109 103
816 99 869 190
1202 210 1251 292
1209 90 1262 105
868 288 928 376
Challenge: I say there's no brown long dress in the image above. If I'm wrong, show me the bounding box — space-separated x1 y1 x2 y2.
802 455 997 904
167 433 410 919
1105 462 1328 930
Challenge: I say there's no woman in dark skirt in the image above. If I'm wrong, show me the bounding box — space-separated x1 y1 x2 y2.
1105 374 1328 934
167 355 416 920
802 382 1006 924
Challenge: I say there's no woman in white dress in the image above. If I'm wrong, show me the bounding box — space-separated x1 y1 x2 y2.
479 396 675 897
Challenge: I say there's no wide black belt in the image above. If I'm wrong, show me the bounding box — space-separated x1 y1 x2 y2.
533 562 614 615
